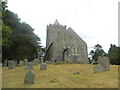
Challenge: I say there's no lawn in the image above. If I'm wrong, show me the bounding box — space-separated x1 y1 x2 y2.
2 64 119 88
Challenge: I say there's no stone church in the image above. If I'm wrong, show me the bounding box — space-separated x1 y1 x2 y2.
43 20 89 64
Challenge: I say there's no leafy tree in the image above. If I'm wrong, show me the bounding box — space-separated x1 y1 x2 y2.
2 22 12 46
38 46 45 59
89 50 94 63
89 50 94 57
107 44 120 65
89 44 106 61
2 1 43 63
1 0 8 10
1 0 12 47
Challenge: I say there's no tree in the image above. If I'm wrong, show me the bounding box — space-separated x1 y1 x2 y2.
89 44 106 61
2 2 43 63
2 22 12 47
89 50 94 57
89 50 94 63
1 0 8 10
107 44 120 65
1 0 12 47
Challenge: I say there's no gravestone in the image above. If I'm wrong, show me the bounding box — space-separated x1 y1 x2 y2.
94 65 103 73
8 60 14 69
40 63 47 70
4 59 7 67
19 60 24 67
24 71 35 84
27 62 33 69
13 60 18 67
23 59 28 65
98 56 110 71
12 61 15 67
0 63 2 67
33 59 39 65
23 59 28 68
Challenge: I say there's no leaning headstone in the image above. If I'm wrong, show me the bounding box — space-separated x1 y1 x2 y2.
24 71 35 84
40 63 47 70
27 62 33 69
8 60 14 69
98 56 110 71
94 65 103 73
4 59 7 67
19 60 24 67
33 59 39 65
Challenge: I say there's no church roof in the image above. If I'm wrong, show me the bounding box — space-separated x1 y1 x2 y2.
54 19 60 25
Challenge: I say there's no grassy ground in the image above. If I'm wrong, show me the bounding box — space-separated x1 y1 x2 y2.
2 64 119 88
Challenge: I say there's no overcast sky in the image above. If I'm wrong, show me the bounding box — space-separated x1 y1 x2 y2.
7 0 119 53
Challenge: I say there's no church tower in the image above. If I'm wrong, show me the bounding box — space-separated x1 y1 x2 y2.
46 19 66 50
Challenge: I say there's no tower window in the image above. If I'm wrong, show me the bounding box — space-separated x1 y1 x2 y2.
58 32 59 35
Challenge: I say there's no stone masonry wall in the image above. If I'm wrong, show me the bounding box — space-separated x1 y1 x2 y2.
44 20 89 64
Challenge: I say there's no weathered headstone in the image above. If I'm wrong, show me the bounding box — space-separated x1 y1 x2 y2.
33 59 39 65
23 59 28 68
40 63 47 70
0 63 2 67
24 71 35 84
94 65 103 73
23 59 28 65
8 60 14 69
98 56 110 71
19 60 24 67
4 59 7 67
13 60 18 67
12 61 15 67
27 62 33 69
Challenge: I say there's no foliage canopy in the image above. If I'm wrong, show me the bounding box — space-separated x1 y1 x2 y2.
2 1 44 62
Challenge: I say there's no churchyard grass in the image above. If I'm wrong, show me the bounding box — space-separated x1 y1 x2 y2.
2 64 118 88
